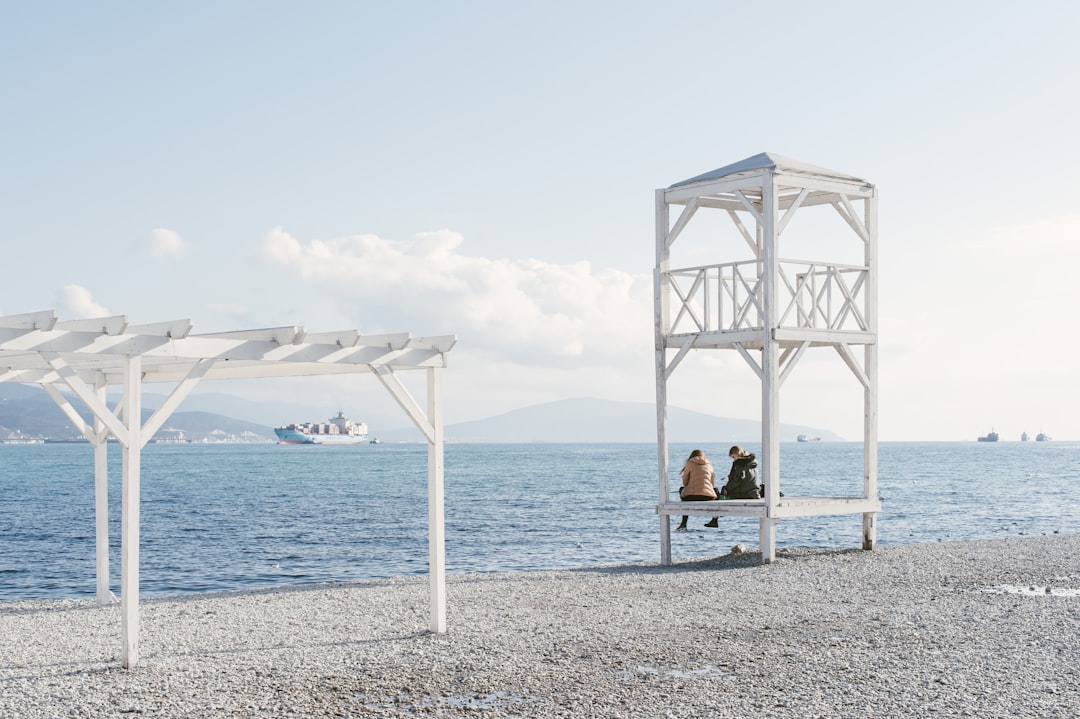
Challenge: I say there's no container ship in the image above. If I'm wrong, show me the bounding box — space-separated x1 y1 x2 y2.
274 411 369 445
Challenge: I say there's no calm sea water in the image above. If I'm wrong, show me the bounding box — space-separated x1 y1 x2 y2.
1 441 1077 601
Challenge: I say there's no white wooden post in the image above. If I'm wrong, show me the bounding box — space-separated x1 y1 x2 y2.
654 189 673 565
759 170 780 564
863 189 879 549
427 367 446 633
120 355 142 669
94 374 110 605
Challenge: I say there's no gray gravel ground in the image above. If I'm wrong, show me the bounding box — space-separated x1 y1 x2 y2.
1 535 1077 718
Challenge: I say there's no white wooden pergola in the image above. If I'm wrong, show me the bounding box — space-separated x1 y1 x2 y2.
0 310 456 668
654 153 881 563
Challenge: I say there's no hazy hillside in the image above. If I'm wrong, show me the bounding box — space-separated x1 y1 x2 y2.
1 387 840 444
0 385 275 442
374 397 843 443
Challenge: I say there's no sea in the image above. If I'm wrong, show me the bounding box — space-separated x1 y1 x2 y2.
1 441 1078 602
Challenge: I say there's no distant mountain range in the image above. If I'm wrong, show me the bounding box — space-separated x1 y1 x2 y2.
0 386 841 444
376 398 843 443
0 384 275 442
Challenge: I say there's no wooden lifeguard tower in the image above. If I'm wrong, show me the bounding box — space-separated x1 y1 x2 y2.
653 153 881 564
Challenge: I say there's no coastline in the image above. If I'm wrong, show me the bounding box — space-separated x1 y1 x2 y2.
2 535 1077 718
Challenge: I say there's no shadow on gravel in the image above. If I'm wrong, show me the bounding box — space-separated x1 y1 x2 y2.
574 546 870 577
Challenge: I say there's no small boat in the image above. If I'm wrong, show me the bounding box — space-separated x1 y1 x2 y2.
977 430 999 442
1021 432 1029 442
369 438 382 444
1036 432 1051 442
796 434 821 442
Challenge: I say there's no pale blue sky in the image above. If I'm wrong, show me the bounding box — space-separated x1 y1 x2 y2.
3 1 1078 441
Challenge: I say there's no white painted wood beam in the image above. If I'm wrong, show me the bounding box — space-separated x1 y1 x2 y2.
776 188 809 236
54 315 129 335
374 367 436 443
665 198 698 250
694 190 860 213
668 326 763 347
772 328 876 345
39 383 96 442
761 170 781 565
734 342 764 380
726 210 760 256
654 190 675 567
119 355 142 669
834 343 870 389
140 359 216 444
93 374 112 606
0 310 57 330
426 367 446 634
770 497 881 518
691 197 749 212
125 319 193 339
354 332 411 349
834 195 870 243
401 335 458 352
778 341 810 386
191 326 305 344
664 173 764 204
43 353 130 446
734 190 764 225
663 336 697 380
772 172 875 198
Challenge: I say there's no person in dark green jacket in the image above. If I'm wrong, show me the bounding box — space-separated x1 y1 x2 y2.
721 446 760 499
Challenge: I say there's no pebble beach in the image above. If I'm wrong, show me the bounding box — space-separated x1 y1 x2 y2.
2 535 1077 718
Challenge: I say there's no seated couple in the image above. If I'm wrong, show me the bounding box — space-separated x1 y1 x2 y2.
676 447 758 531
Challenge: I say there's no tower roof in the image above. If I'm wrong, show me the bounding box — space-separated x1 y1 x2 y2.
669 152 866 189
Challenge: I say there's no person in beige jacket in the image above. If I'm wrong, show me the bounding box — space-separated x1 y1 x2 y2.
676 449 719 531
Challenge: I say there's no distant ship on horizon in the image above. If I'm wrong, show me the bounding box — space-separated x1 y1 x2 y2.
796 434 821 442
977 429 999 442
275 411 369 445
1036 431 1051 442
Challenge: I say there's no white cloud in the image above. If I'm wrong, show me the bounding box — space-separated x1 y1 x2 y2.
260 228 654 367
134 228 189 260
55 284 109 319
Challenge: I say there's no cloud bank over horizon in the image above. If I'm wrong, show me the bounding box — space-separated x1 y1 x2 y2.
260 227 654 368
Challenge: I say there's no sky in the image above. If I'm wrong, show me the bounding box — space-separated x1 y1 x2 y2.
2 1 1079 441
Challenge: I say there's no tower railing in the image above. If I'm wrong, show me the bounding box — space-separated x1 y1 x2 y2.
665 258 869 335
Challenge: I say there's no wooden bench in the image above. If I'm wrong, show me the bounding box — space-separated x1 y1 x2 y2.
657 495 882 564
657 495 881 519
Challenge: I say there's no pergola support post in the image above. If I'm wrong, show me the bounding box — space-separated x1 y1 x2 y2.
94 375 110 605
120 355 142 669
427 367 446 633
375 366 448 633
